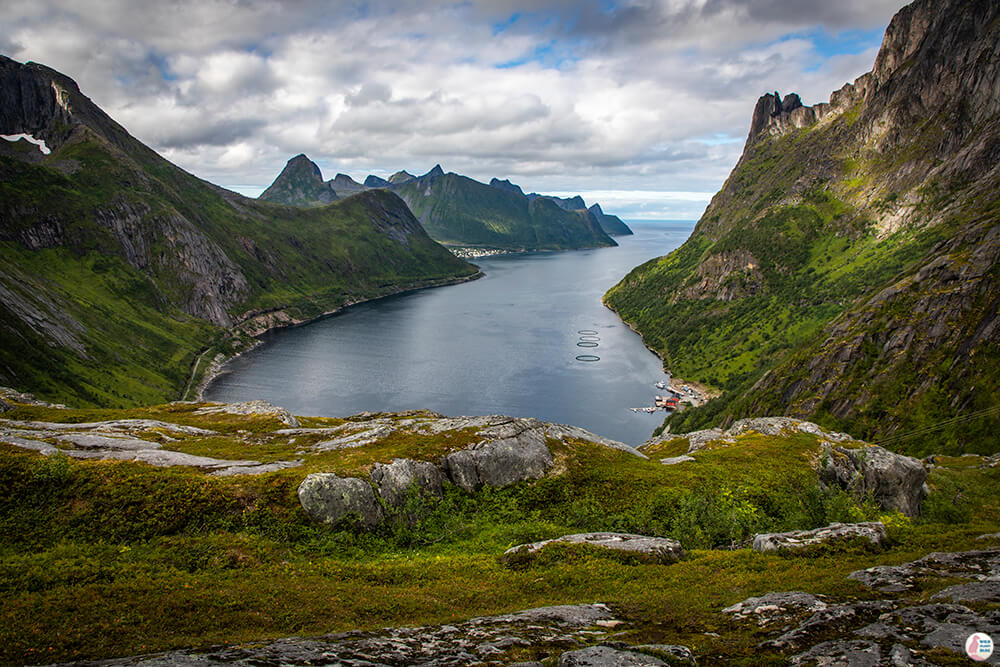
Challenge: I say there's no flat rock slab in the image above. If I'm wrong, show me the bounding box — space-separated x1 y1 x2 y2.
558 645 668 666
723 591 828 626
753 522 887 552
504 533 685 565
848 548 1000 592
194 400 300 427
0 417 298 476
60 603 649 666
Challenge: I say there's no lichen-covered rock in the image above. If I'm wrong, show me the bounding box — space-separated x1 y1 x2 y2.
441 423 553 491
558 645 669 666
81 603 630 666
819 444 927 517
371 458 443 507
504 533 685 565
849 548 1000 592
723 591 828 625
297 473 383 528
752 522 887 552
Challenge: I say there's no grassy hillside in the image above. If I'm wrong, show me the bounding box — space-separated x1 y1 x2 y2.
604 0 1000 454
0 57 478 408
0 401 994 664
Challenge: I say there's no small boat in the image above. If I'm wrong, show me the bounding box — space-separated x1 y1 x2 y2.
655 381 666 389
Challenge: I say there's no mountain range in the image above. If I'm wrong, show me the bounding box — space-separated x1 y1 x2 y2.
604 0 1000 455
0 55 478 408
258 155 632 250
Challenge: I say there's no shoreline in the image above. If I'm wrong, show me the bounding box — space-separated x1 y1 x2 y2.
188 271 484 401
602 298 720 403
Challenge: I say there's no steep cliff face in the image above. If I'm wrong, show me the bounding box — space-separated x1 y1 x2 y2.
0 56 478 408
604 0 1000 454
392 170 617 252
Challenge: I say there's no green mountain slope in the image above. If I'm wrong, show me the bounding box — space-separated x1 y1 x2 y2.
604 0 1000 455
394 169 616 251
0 56 478 408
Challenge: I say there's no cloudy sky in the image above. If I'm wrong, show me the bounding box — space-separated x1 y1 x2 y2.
4 0 905 219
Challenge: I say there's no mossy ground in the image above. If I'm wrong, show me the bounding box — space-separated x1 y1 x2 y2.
1 404 996 664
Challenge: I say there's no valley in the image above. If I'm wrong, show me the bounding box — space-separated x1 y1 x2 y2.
1 0 998 664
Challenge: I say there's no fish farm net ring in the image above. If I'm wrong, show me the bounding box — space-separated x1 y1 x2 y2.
579 336 600 342
577 329 598 335
576 341 599 347
576 354 600 362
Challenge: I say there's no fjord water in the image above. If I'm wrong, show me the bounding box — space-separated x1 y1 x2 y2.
206 221 694 445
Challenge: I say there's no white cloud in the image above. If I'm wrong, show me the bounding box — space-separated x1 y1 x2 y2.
3 0 907 220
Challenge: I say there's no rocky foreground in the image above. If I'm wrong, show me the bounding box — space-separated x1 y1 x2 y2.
2 390 998 665
50 544 1000 666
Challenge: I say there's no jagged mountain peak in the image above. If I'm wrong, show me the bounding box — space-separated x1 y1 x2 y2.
423 164 445 179
258 154 338 206
605 0 1000 452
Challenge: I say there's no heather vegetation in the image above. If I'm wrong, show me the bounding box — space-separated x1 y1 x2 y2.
1 402 996 665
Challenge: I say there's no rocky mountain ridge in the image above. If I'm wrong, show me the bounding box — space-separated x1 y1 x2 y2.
0 55 478 408
258 158 632 247
604 0 1000 454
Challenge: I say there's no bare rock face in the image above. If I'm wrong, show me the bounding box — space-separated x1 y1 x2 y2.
441 421 554 492
819 444 927 517
371 458 443 508
297 473 383 528
504 533 685 566
752 522 887 552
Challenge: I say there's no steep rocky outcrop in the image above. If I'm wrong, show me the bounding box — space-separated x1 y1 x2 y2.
257 154 338 207
0 56 478 407
819 444 927 517
605 0 1000 453
363 174 389 187
588 203 633 236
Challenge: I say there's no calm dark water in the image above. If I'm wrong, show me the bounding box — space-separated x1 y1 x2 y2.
205 221 694 445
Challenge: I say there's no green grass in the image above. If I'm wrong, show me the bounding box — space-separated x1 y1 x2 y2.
2 403 995 664
1 136 478 408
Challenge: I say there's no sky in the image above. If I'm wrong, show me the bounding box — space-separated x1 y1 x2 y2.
3 0 906 220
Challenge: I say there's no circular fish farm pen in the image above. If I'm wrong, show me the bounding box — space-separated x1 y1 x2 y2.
575 354 600 362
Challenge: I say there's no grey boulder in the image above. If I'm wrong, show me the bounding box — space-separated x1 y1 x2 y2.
297 473 383 528
371 458 443 507
442 424 553 491
753 522 887 552
819 444 927 516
